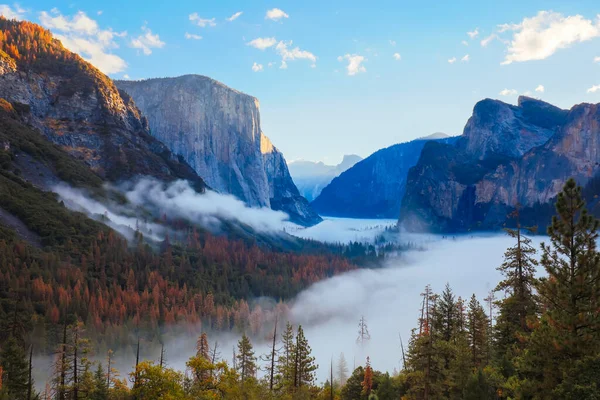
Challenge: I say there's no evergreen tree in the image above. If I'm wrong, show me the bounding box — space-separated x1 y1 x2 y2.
466 295 489 368
293 325 317 389
494 207 538 375
337 352 349 386
236 334 256 383
522 178 600 397
0 336 28 399
91 362 108 400
361 357 373 396
276 321 295 392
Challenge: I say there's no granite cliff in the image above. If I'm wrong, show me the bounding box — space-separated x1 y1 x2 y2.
0 19 204 188
116 75 321 226
399 96 600 232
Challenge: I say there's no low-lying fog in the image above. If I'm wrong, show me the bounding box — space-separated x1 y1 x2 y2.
37 184 548 387
155 219 544 384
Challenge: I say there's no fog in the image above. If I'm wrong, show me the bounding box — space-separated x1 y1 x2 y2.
149 228 545 385
44 182 548 386
53 178 290 241
286 233 545 382
286 217 397 244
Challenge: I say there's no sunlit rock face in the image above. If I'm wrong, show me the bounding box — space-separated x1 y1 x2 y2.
116 75 321 226
0 51 204 186
400 96 600 232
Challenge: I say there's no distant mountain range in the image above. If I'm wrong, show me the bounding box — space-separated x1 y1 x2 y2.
311 133 456 218
288 154 362 201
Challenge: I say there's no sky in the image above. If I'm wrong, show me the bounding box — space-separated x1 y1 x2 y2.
2 1 600 163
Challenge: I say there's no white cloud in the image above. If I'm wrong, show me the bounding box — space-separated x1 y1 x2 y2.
276 40 317 67
39 9 127 74
265 8 289 21
535 84 545 93
587 84 600 93
499 88 518 96
501 11 600 65
248 37 316 69
393 52 401 60
594 56 600 63
338 54 366 76
467 28 479 39
227 11 242 22
389 40 396 46
251 62 263 72
247 37 277 50
461 54 470 62
448 57 457 64
189 13 216 27
130 25 164 55
0 4 25 19
480 33 498 47
123 74 130 79
185 32 202 40
462 40 469 46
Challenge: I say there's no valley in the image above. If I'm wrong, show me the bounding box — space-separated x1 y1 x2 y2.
0 5 600 400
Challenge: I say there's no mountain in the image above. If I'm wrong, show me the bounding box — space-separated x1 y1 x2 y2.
115 76 321 226
311 134 455 218
288 154 363 201
399 96 600 232
0 19 205 190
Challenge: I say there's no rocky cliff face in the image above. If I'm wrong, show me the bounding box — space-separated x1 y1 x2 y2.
0 19 204 188
400 97 599 232
288 154 363 201
116 75 321 226
311 135 455 218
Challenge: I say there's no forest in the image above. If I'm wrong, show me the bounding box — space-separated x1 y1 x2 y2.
1 176 599 399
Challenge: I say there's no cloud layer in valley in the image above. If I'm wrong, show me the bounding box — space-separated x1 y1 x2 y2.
54 178 290 242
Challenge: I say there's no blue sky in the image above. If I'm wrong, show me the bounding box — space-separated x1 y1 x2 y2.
2 0 600 163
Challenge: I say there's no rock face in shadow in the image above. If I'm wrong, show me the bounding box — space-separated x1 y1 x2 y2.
116 75 321 226
399 96 600 232
312 134 455 218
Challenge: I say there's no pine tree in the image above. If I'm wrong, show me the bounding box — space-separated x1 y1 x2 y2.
91 363 108 400
523 178 600 397
356 316 371 347
361 357 373 396
337 352 349 386
494 207 539 373
276 321 295 392
293 325 317 389
466 294 489 368
194 332 210 381
236 334 256 383
69 321 91 400
0 336 28 399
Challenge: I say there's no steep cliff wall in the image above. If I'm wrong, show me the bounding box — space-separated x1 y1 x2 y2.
0 19 204 187
116 75 321 226
400 97 599 232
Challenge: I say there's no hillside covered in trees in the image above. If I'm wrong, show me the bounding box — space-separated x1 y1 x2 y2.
2 177 600 399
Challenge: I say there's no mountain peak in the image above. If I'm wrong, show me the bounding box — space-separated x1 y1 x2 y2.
419 132 450 140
